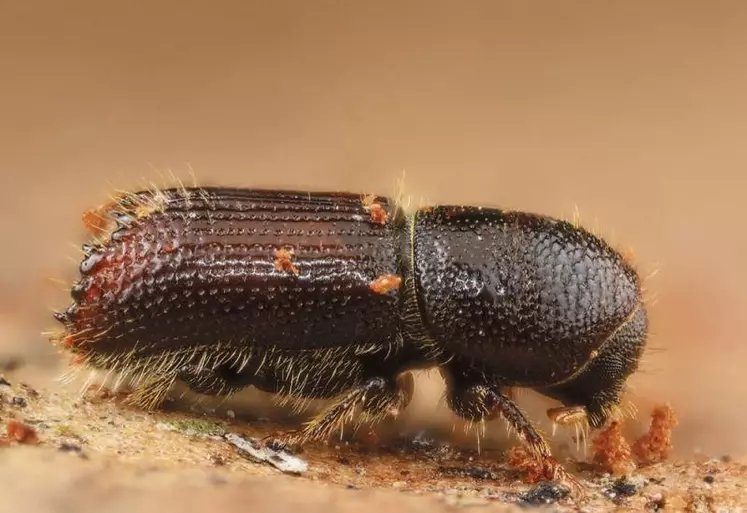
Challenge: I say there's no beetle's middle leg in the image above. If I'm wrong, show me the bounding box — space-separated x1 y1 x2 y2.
276 372 415 446
442 366 582 491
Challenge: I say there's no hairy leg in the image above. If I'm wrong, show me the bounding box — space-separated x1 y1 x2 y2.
443 367 583 493
276 372 414 446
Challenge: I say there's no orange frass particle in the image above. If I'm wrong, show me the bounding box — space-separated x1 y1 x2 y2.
62 334 77 348
362 194 388 225
274 248 300 275
82 207 110 234
81 196 124 234
592 421 636 475
161 241 178 253
6 420 39 445
69 354 87 366
507 445 548 484
369 274 402 294
632 404 678 465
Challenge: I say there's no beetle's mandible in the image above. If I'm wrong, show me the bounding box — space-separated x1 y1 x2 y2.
51 186 649 489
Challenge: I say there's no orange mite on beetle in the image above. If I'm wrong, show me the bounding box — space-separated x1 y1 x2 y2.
49 184 650 493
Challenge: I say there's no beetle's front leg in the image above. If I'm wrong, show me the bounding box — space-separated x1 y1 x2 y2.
446 380 554 461
442 367 582 492
546 405 590 440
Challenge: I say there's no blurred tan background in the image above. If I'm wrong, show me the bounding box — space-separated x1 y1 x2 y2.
1 0 746 458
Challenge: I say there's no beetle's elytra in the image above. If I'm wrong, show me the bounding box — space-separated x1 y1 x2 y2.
51 185 648 489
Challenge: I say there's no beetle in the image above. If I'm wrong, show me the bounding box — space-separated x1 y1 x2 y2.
50 185 648 489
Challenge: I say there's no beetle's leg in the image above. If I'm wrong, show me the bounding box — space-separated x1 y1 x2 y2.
444 374 583 492
546 405 592 451
358 372 415 422
447 382 552 458
546 405 590 437
177 365 234 396
546 405 588 425
274 373 414 447
177 362 257 397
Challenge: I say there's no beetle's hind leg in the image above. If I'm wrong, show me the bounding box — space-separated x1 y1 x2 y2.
272 372 415 448
442 368 583 493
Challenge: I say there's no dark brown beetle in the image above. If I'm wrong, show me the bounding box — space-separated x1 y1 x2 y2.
51 186 648 489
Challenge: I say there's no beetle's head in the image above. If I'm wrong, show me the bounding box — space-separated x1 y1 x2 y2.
543 300 649 429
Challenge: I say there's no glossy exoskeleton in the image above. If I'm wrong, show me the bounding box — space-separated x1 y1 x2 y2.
53 186 648 487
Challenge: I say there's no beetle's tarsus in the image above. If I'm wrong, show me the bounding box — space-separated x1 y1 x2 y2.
261 430 302 452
